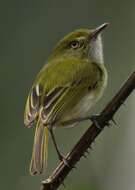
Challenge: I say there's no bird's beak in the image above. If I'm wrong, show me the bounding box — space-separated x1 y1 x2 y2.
90 23 109 39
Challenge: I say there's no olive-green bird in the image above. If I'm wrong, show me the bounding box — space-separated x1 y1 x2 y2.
24 23 108 175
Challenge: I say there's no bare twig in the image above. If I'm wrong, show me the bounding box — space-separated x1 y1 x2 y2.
41 71 135 190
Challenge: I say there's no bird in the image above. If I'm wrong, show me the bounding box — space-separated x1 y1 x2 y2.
24 23 108 175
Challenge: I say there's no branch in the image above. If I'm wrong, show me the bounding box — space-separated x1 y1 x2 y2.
41 71 135 190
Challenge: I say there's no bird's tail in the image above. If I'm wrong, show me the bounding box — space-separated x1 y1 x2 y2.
29 119 49 175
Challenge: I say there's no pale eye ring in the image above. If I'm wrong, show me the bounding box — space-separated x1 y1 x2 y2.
70 40 80 49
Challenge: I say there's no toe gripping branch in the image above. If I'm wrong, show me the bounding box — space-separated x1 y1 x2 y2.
41 71 135 190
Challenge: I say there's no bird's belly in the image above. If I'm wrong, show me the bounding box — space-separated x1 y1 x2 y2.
70 92 99 118
60 80 107 127
58 67 108 127
60 90 102 127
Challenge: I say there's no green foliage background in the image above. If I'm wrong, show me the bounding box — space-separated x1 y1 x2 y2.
0 0 134 190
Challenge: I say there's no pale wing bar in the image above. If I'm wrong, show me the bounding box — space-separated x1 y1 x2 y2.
24 84 42 127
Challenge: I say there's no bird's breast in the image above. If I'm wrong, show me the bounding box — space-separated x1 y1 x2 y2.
63 65 108 122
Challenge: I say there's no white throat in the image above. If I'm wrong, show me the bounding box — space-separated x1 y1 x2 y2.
89 34 104 64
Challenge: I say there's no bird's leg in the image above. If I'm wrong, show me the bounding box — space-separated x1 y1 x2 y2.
49 128 68 165
62 114 103 129
78 114 102 129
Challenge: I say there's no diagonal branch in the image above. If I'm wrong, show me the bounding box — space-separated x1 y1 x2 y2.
41 71 135 190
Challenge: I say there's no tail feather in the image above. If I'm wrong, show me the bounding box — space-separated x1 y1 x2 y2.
30 120 49 175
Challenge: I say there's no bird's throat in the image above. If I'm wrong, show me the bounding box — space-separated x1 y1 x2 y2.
88 34 104 64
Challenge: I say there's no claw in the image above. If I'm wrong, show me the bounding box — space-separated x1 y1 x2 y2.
111 118 117 126
105 121 111 127
90 115 102 130
59 154 70 167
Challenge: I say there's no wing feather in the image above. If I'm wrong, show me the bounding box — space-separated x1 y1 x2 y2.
24 84 42 127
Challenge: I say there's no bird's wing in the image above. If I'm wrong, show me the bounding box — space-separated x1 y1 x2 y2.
24 83 43 127
24 58 101 127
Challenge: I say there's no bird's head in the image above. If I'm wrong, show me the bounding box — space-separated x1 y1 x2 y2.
50 23 109 64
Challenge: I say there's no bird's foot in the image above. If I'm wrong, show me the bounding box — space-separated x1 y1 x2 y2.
89 114 102 129
58 153 69 167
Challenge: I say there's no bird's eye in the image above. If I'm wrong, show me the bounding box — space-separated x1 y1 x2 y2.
70 40 80 49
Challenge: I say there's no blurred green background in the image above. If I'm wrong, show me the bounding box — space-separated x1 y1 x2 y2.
0 0 135 190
